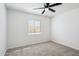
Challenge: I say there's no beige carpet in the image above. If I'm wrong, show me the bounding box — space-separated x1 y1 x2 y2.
5 41 79 56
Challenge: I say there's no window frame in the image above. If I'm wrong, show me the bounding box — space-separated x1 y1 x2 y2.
28 19 41 35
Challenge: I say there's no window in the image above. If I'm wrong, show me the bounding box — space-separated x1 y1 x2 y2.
28 20 41 34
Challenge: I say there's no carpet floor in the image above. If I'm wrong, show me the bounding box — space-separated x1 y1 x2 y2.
5 41 79 56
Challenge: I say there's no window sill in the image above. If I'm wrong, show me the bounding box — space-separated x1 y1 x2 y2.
28 33 41 35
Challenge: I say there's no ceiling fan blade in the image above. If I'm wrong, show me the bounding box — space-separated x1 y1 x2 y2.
49 8 55 12
42 9 45 14
34 7 45 10
49 3 62 7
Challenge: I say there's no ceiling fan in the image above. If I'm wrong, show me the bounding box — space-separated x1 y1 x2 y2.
34 3 62 14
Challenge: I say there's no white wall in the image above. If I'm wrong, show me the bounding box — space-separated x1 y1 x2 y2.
7 9 51 49
0 4 7 56
51 8 79 50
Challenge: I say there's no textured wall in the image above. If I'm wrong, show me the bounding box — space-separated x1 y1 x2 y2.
7 9 51 49
51 8 79 50
0 4 7 56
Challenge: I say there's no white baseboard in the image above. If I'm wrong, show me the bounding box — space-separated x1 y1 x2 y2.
51 40 79 51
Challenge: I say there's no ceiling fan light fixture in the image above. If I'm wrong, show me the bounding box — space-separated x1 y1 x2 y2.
45 8 48 11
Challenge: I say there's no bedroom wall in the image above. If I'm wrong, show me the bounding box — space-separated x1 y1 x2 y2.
0 4 7 55
7 9 51 49
51 8 79 50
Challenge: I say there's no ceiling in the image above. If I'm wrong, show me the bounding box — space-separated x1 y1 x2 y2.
6 3 79 18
